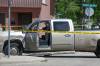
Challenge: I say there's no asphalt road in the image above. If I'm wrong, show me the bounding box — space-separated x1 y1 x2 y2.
0 52 100 66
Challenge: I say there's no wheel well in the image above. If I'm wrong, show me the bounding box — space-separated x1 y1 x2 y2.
3 39 23 52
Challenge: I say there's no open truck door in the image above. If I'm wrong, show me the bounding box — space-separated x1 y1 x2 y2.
24 22 39 51
24 20 51 51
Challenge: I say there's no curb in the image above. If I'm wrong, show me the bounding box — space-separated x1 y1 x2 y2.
0 53 4 59
0 56 47 64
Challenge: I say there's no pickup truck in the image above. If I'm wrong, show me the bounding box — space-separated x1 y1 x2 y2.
0 19 100 58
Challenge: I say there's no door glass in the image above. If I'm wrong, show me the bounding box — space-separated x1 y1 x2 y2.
53 22 70 31
30 24 38 31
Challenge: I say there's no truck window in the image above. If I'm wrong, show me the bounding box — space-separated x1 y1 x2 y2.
29 23 38 31
53 22 70 31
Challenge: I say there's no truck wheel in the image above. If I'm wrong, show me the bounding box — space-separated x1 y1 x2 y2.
95 49 100 58
95 44 100 58
95 52 100 58
3 43 22 56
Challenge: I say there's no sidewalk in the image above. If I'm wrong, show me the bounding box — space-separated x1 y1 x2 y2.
0 53 47 64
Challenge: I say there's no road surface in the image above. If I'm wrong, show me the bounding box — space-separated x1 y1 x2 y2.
0 52 100 66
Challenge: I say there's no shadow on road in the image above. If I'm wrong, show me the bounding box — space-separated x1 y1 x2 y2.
42 56 97 58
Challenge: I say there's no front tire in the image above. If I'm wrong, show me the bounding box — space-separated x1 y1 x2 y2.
3 43 23 56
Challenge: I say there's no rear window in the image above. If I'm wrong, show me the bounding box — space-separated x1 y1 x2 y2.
53 21 70 31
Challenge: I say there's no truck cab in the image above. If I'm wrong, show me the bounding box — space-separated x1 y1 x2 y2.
24 19 74 52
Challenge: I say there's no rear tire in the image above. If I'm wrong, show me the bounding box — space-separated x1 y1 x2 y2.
95 52 100 58
95 43 100 58
95 49 100 58
3 43 23 56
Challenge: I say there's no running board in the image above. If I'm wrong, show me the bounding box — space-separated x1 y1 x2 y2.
31 51 75 56
50 51 75 55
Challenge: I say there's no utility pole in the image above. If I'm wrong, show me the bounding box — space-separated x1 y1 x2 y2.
8 0 11 58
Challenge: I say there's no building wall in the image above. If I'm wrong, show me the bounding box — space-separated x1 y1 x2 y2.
0 0 55 30
39 0 55 20
0 0 42 8
40 0 51 20
0 7 41 29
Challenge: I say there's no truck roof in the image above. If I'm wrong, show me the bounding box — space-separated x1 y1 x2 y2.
50 19 72 21
29 19 72 27
40 19 72 22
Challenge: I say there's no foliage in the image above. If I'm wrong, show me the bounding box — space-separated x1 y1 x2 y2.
55 0 100 25
55 0 80 21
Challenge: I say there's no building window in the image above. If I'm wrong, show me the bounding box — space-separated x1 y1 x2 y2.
0 13 5 30
11 18 15 25
0 13 5 24
53 21 70 31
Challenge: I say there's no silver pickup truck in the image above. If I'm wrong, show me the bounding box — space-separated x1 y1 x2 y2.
0 19 100 58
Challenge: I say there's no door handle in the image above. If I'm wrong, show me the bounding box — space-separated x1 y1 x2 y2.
64 34 71 37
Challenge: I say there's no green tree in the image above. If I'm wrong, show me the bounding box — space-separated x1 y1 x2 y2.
55 0 100 25
55 0 80 23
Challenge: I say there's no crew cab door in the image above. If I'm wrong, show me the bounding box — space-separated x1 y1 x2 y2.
51 20 74 51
